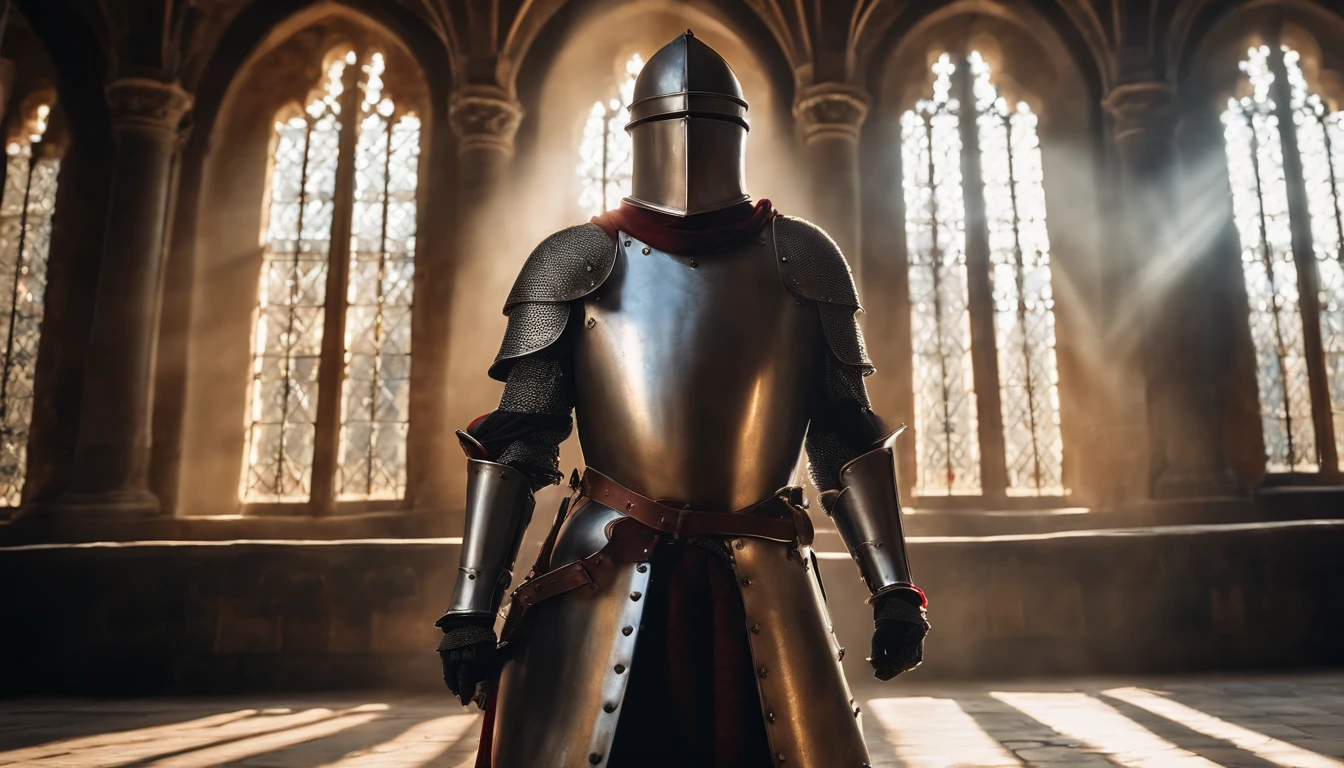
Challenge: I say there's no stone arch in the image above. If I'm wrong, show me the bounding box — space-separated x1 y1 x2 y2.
173 5 435 516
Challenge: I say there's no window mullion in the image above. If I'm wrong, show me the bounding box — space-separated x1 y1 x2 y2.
954 54 1009 500
1269 44 1341 477
310 53 364 515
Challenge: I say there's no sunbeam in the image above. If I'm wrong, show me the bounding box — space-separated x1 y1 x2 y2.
867 697 1022 767
1104 687 1344 768
992 691 1222 767
317 713 480 767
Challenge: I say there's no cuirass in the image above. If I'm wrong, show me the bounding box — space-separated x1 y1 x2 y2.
571 226 822 511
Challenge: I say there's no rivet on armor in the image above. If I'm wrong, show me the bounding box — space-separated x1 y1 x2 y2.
626 501 634 510
854 706 862 717
630 591 642 601
777 752 786 763
780 256 788 262
751 624 761 634
637 564 648 573
735 540 745 550
586 317 596 329
585 264 593 272
622 625 634 636
741 577 751 587
690 259 698 268
604 702 617 713
767 711 776 723
467 573 476 580
758 235 766 245
838 647 846 661
589 753 603 765
614 664 626 674
758 665 768 678
623 239 632 247
641 246 651 255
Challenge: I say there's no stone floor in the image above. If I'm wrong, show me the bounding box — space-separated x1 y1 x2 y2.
1 673 1341 767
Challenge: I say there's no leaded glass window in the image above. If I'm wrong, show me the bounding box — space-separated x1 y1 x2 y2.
1222 43 1344 474
578 53 643 217
243 47 421 506
901 52 1065 498
0 103 57 507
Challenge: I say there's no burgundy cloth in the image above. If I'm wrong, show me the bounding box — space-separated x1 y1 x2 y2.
591 199 775 256
607 542 772 768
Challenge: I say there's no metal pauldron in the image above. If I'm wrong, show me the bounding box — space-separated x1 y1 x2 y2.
829 425 916 601
443 455 536 619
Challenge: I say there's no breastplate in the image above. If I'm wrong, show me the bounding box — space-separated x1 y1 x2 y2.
571 226 822 511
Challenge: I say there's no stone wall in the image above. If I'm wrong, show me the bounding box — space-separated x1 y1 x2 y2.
1 520 1340 695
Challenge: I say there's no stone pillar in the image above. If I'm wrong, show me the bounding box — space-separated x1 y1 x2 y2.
56 78 192 516
793 84 869 282
1103 82 1238 500
441 86 523 513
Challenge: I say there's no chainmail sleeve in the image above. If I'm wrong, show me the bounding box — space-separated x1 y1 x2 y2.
805 350 885 495
468 322 577 492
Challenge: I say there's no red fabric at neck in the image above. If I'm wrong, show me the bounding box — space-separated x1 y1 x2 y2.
591 199 775 256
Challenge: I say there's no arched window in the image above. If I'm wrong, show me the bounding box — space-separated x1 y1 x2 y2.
1223 43 1344 475
901 52 1064 499
242 46 420 506
577 53 643 217
0 100 58 507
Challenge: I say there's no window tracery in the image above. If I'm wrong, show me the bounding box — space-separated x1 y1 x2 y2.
1223 43 1344 474
0 101 58 507
578 53 643 217
901 52 1065 498
243 46 420 505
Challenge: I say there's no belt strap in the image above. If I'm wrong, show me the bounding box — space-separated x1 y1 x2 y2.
579 468 808 544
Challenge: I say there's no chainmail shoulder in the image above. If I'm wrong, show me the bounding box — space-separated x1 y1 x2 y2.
503 223 616 309
774 216 860 308
489 302 573 381
817 302 874 373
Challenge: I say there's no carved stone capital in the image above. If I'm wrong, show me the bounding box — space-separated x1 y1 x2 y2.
105 78 193 135
793 83 870 144
1103 82 1177 144
449 86 524 156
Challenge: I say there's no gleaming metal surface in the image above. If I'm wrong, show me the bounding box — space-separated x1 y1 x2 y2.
625 32 749 216
831 428 915 596
444 458 536 618
491 500 651 768
733 537 870 766
548 498 626 570
572 226 822 512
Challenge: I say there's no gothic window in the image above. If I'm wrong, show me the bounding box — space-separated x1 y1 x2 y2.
242 47 420 507
901 52 1065 499
578 53 643 217
0 102 57 507
1223 43 1344 475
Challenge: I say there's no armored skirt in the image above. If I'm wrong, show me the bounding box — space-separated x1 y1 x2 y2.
480 496 869 768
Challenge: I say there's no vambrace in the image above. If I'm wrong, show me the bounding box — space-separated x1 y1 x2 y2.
440 431 537 621
828 425 923 605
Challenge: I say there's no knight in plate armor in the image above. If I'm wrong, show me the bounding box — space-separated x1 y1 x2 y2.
435 31 929 768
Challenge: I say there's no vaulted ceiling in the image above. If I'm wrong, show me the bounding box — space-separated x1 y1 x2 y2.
12 0 1344 107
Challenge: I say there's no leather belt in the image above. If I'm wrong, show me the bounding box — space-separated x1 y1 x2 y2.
579 468 812 545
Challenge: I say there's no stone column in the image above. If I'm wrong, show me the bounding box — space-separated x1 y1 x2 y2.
1103 82 1238 500
441 86 523 514
56 78 192 516
793 84 869 282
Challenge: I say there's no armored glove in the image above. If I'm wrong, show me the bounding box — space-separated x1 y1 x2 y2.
437 617 498 706
870 590 928 680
